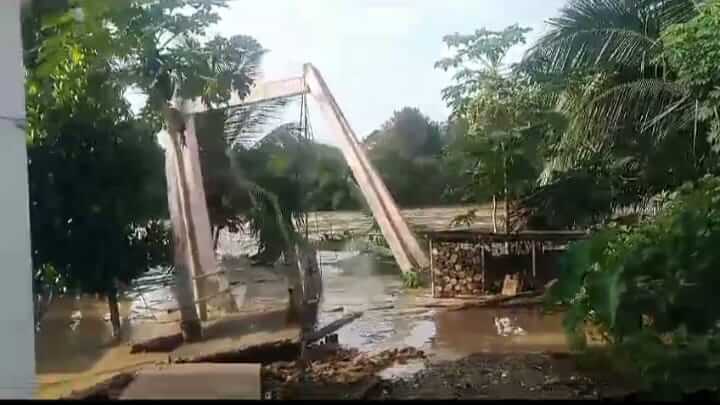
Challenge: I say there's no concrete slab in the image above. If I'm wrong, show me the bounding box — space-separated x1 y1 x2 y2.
119 363 261 400
170 313 300 363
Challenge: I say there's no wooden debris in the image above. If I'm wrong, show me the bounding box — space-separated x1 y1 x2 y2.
263 346 426 386
305 312 363 343
368 305 394 312
501 274 522 296
448 290 544 312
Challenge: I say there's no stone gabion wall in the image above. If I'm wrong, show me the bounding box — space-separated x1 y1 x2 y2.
430 242 485 298
430 239 566 298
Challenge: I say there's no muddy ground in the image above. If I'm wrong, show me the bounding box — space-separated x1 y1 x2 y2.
370 352 633 400
260 349 636 400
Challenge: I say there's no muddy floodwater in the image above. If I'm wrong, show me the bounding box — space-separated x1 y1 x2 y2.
34 206 567 398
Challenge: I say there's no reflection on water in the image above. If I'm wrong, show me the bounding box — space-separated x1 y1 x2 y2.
318 250 569 361
35 267 183 398
36 296 128 375
429 308 566 360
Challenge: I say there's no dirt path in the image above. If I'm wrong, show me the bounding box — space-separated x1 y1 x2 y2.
263 351 635 400
369 352 635 400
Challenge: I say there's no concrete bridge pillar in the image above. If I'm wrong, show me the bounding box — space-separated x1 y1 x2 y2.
0 0 37 398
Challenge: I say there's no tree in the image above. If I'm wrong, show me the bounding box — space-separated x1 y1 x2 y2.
515 0 716 227
24 48 170 337
364 107 452 207
366 107 444 159
663 0 720 152
230 123 362 262
521 0 704 171
548 176 720 398
436 25 553 231
24 0 268 339
530 1 720 397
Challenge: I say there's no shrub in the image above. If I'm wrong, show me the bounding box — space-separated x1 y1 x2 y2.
548 176 720 398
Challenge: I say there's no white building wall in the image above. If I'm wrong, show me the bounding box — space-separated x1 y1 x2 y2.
0 0 37 398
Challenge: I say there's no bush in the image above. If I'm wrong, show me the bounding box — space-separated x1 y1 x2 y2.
402 271 422 289
548 176 720 398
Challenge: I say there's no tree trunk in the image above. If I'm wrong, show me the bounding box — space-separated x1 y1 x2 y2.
107 287 121 339
503 156 510 235
492 195 498 233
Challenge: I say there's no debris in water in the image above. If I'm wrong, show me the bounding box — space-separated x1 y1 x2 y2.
493 317 527 337
305 312 363 343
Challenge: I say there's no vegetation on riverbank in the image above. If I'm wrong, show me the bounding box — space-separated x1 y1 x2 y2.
429 0 720 398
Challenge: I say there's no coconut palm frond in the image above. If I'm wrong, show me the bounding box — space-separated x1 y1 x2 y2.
573 78 691 138
227 159 300 260
543 78 692 182
223 97 296 149
523 0 700 74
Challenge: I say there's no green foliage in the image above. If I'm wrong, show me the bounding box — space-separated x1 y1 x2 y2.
512 0 720 228
22 0 257 299
28 100 171 294
435 24 532 115
365 107 455 207
30 0 260 130
195 109 251 246
549 176 720 396
229 124 361 262
664 0 720 151
436 25 558 226
402 271 421 289
664 0 720 91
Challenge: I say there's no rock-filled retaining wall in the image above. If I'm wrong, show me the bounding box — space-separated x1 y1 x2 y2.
430 241 563 298
430 242 485 298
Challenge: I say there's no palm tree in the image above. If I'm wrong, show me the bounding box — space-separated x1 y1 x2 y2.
513 0 713 228
522 0 702 179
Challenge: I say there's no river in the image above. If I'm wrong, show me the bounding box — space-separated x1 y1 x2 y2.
34 207 566 397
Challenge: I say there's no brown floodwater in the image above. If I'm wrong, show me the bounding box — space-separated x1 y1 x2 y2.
35 208 568 396
316 250 569 382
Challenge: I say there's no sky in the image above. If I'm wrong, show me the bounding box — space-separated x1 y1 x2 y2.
206 0 567 146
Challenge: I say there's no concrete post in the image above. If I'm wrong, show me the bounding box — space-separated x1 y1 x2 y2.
0 0 37 398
